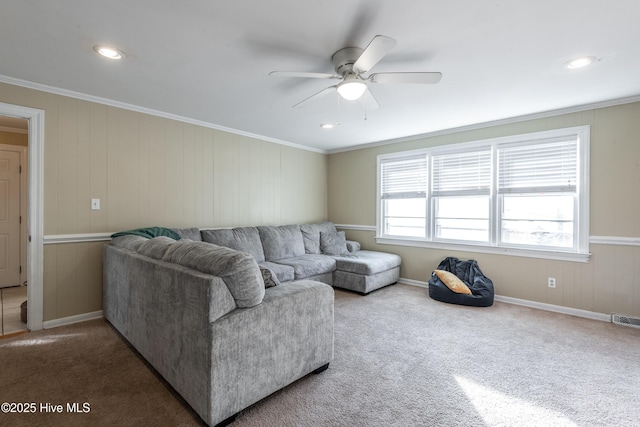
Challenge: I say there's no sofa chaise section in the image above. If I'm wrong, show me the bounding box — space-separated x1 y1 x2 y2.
333 250 402 295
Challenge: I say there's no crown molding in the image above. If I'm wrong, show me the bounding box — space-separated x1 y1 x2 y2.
0 74 327 154
3 72 638 157
328 94 640 154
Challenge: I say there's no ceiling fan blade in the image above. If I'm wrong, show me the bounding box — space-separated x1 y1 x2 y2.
360 88 380 110
292 85 336 109
369 72 442 84
269 71 340 79
352 35 397 74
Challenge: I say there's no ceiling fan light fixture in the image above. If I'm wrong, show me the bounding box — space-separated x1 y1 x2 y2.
336 75 367 101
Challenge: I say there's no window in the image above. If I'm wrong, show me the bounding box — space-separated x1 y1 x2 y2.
498 138 578 249
432 148 491 242
380 155 428 237
377 126 590 261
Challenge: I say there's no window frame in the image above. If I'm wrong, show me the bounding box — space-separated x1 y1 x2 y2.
376 126 590 262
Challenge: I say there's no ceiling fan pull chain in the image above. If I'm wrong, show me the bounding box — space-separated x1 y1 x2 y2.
363 91 368 121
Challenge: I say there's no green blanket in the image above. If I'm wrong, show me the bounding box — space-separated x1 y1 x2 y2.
111 226 181 240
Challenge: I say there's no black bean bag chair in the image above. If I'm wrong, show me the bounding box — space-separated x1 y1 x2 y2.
428 257 494 307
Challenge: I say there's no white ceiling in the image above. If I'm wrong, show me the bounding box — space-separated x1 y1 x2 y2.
2 0 640 152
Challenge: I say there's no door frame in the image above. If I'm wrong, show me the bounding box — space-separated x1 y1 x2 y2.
0 102 44 331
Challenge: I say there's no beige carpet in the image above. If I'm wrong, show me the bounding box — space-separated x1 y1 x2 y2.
0 317 202 427
1 283 639 426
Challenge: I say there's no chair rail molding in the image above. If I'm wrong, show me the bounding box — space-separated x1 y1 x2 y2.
337 224 640 248
589 236 640 246
44 233 113 245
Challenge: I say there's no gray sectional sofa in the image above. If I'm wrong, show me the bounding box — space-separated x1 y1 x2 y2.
103 222 400 426
192 222 401 295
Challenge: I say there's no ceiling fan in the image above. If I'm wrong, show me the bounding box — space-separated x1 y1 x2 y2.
269 35 442 109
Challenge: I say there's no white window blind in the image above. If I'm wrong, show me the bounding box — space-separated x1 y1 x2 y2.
432 149 491 196
498 137 577 194
376 125 589 261
381 155 428 199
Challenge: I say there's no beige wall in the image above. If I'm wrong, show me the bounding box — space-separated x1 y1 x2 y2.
0 82 328 321
328 102 640 318
3 75 638 321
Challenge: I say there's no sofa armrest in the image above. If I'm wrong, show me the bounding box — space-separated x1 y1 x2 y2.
346 240 361 252
208 280 334 425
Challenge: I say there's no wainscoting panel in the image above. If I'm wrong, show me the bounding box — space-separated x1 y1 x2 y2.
43 242 103 322
337 226 640 318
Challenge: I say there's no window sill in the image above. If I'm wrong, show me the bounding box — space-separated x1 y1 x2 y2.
375 236 591 263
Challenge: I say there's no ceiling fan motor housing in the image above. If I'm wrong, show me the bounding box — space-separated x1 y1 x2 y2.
332 47 364 76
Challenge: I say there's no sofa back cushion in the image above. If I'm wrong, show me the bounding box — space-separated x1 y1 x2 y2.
258 225 305 261
201 227 265 263
320 231 349 256
300 222 337 254
171 227 202 241
110 235 148 252
162 240 265 308
137 236 177 259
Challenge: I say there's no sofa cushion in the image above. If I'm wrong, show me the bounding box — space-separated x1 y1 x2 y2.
300 222 337 254
162 240 265 308
258 225 305 261
320 231 349 256
136 236 178 259
346 240 361 252
110 235 148 251
171 227 202 241
259 261 295 283
272 254 337 280
333 250 401 276
201 227 265 263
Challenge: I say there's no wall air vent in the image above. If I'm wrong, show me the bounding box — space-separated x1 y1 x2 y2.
611 313 640 329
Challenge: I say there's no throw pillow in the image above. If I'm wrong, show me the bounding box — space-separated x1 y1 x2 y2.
320 231 348 256
260 267 281 288
434 270 472 294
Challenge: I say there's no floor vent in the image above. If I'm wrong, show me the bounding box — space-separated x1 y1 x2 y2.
611 313 640 329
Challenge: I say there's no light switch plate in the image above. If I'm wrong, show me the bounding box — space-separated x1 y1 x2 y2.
91 198 100 210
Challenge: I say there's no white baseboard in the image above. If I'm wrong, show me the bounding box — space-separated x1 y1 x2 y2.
493 295 611 322
42 310 104 329
398 277 429 288
37 279 611 329
398 278 611 323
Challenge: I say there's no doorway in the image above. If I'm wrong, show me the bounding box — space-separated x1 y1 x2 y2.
0 120 28 336
0 102 44 332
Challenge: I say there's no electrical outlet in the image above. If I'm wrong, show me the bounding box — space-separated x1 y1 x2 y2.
548 277 556 288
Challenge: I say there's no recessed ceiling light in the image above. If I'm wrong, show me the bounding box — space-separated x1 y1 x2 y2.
93 45 125 60
320 123 334 129
564 56 597 69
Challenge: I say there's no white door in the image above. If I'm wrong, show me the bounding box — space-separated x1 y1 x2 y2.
0 149 21 288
